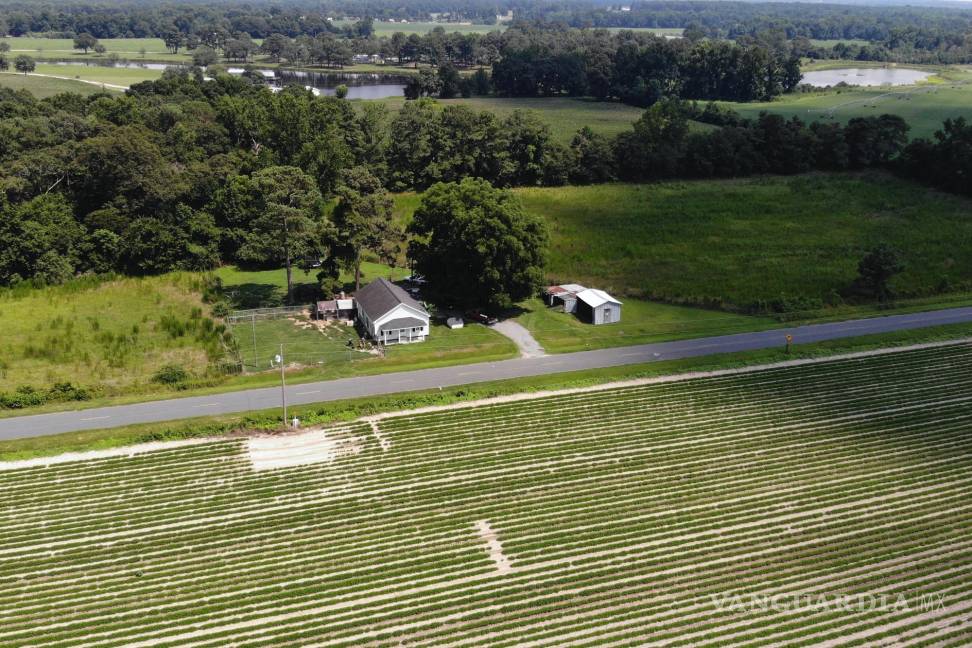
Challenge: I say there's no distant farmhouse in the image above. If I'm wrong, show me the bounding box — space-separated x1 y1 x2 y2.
355 278 431 344
545 284 622 325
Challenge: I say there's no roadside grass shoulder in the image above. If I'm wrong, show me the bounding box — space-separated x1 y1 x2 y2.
2 320 969 460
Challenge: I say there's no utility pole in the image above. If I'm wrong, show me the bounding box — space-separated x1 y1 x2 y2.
251 314 258 370
277 343 287 427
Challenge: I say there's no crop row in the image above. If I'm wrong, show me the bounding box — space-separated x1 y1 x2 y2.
0 343 969 646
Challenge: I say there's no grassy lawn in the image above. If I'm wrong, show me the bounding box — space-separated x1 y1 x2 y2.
0 36 192 61
516 297 778 353
215 261 410 308
30 62 165 86
216 261 516 377
721 64 972 140
0 71 121 97
0 274 216 395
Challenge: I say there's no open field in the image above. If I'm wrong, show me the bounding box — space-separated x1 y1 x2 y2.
0 275 219 396
2 341 970 644
808 38 870 47
723 65 972 140
606 26 683 37
29 62 164 86
0 36 192 62
510 173 972 309
0 71 121 97
368 96 657 143
334 20 505 35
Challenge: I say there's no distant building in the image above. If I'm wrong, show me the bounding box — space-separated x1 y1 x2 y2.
355 278 430 344
544 283 622 325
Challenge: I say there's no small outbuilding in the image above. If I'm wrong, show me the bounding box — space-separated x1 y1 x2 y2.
544 283 588 313
355 278 430 345
316 295 355 322
575 288 622 325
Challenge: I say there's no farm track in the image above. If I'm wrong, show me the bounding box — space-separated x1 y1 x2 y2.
1 343 971 645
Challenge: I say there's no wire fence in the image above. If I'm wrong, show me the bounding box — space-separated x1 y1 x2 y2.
225 305 313 325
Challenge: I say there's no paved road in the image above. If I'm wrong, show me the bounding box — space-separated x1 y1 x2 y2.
3 306 972 441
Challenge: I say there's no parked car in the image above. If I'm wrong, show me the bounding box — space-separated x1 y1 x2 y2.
466 310 498 326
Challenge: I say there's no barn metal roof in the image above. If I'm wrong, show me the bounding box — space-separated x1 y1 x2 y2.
576 288 622 308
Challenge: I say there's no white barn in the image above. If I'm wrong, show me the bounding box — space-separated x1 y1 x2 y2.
355 278 430 345
575 288 622 325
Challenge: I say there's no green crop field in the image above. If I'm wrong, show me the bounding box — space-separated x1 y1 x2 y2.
722 65 972 141
2 341 970 644
0 71 121 97
0 275 221 396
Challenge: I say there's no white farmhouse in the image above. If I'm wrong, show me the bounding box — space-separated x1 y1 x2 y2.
355 278 430 344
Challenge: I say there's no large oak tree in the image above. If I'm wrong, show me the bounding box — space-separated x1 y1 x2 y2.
407 178 548 311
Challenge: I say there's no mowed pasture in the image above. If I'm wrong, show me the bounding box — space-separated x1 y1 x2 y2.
722 66 972 141
30 62 165 86
1 342 971 645
0 36 191 61
0 72 120 97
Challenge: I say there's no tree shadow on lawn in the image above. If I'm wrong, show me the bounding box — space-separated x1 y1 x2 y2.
224 282 325 309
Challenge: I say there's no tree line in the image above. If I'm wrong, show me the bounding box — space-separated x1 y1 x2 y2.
0 68 969 293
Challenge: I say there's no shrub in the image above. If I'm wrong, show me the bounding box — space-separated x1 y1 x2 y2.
211 301 230 318
152 364 190 385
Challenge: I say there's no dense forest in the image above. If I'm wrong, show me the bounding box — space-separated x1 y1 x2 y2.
0 68 969 290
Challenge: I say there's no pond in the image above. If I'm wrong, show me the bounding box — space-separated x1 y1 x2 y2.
49 60 407 98
801 67 933 87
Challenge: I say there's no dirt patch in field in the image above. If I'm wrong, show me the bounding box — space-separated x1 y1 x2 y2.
246 426 364 471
